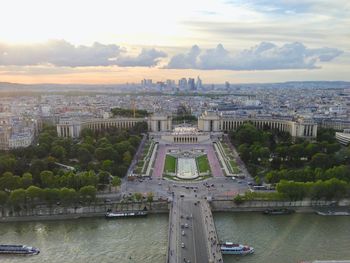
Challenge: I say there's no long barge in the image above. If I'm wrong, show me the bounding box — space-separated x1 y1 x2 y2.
0 245 40 255
105 211 148 218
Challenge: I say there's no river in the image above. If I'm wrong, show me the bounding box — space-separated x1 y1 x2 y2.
0 213 350 263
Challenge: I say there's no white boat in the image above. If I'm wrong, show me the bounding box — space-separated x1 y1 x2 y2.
105 211 148 218
316 211 350 216
220 242 254 255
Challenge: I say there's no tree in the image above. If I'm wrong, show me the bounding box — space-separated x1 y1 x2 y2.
9 188 27 207
304 143 319 159
115 141 131 155
289 144 305 160
43 188 60 205
323 165 350 182
310 153 331 169
275 146 288 159
129 136 141 147
79 186 97 203
310 180 324 200
0 191 8 206
59 188 77 205
0 172 21 191
317 128 336 143
95 146 116 161
276 180 307 201
115 165 127 177
133 192 143 202
112 176 121 187
101 160 114 173
123 151 132 166
325 143 341 154
0 155 17 174
234 124 262 145
40 171 56 188
98 171 111 185
254 176 261 185
26 186 43 204
30 159 48 182
146 192 154 210
77 147 92 165
81 128 94 139
324 178 348 200
21 172 33 189
51 145 66 161
233 195 244 205
238 144 250 162
265 170 281 184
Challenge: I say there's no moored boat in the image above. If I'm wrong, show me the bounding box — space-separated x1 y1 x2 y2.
316 211 350 216
0 245 40 255
105 211 148 218
263 208 294 215
220 242 254 255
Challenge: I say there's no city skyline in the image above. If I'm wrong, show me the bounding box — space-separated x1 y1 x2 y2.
0 0 349 84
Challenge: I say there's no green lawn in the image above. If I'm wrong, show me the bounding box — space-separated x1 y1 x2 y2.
164 155 176 173
196 154 211 173
229 160 240 173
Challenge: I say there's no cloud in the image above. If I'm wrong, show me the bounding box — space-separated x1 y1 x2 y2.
0 40 166 67
229 0 350 15
115 48 167 67
165 42 343 70
166 45 200 69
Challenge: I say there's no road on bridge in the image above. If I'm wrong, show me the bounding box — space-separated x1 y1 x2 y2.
168 193 223 263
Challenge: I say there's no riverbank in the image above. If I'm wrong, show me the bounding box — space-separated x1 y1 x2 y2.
211 199 350 213
1 198 349 223
0 200 169 223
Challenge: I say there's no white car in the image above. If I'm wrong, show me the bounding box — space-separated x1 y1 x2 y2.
181 242 185 248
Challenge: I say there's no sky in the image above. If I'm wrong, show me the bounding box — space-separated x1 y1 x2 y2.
0 0 349 84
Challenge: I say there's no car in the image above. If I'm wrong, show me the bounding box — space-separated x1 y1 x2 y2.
158 182 162 185
104 199 111 203
248 182 253 185
181 243 185 248
184 223 189 228
180 194 184 198
181 230 185 236
186 215 189 220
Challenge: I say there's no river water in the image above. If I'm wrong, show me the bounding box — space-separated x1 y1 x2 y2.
0 213 350 263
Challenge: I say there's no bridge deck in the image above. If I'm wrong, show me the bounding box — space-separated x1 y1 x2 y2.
167 195 223 263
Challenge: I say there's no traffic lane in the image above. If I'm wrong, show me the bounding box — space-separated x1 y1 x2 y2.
192 201 209 263
180 200 194 263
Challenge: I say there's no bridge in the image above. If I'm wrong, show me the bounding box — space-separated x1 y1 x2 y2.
167 194 223 263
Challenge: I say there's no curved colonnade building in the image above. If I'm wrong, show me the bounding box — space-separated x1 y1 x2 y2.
57 111 317 139
198 111 317 138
